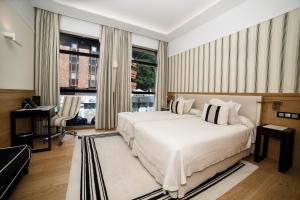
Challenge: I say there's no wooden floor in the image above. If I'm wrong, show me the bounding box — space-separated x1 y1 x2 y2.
9 130 300 200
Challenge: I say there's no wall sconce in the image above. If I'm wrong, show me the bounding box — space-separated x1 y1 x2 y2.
3 32 22 46
272 101 282 111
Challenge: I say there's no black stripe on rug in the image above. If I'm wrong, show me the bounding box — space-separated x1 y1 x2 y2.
133 162 245 200
80 136 109 200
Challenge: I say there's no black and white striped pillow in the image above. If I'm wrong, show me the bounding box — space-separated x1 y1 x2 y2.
201 104 229 125
169 99 184 114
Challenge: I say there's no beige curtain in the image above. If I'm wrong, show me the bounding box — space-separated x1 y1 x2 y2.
155 41 168 110
34 8 60 107
96 26 132 129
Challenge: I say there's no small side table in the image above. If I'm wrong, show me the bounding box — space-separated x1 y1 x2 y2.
254 124 295 173
161 106 170 111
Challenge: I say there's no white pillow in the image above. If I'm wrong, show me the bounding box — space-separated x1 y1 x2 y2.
209 98 241 125
189 108 202 116
201 103 229 125
239 115 255 143
183 99 194 114
229 100 241 113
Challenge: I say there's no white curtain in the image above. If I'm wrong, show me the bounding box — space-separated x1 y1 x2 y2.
155 41 168 110
34 8 60 107
96 26 132 129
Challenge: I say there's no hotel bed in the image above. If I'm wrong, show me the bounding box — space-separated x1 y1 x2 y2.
132 117 255 197
129 94 262 198
117 111 197 146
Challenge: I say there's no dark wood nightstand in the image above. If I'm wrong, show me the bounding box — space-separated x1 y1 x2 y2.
161 106 169 111
254 124 295 173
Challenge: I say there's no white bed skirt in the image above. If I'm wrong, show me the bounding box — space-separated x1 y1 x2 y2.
132 141 250 198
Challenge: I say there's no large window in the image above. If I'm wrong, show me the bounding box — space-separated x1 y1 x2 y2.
59 33 100 125
131 47 157 112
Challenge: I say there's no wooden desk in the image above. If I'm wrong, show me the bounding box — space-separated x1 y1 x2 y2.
254 125 295 173
10 106 56 153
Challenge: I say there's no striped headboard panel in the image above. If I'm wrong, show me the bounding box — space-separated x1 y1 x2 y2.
168 7 300 94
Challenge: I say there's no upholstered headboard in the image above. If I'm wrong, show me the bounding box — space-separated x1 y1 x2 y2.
175 94 262 126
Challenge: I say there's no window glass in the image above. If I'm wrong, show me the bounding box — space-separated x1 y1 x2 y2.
132 47 157 64
131 47 157 112
59 33 99 126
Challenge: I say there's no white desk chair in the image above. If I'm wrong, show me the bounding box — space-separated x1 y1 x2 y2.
49 95 81 145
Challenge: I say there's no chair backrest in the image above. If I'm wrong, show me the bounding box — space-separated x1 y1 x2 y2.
58 96 81 118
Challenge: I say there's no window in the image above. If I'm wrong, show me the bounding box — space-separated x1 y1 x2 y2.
59 33 100 126
131 47 157 112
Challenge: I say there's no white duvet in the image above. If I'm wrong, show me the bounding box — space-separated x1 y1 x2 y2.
117 111 196 145
132 117 255 192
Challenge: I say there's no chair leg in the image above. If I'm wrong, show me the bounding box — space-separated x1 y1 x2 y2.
66 130 77 137
45 127 77 146
58 128 65 145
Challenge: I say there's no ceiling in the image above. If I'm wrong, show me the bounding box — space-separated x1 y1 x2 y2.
30 0 246 41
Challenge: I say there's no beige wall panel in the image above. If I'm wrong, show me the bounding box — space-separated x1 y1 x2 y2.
229 33 238 92
246 25 258 93
203 43 210 92
282 9 300 92
193 47 199 92
237 29 248 92
166 8 300 95
198 46 204 92
256 20 271 93
221 36 230 92
188 49 194 92
209 41 216 92
268 15 284 93
215 38 222 92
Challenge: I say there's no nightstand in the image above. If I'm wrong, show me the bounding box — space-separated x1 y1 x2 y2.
161 106 169 111
254 124 295 173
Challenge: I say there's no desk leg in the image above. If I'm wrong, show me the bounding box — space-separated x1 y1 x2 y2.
287 132 294 170
10 114 16 146
254 129 261 162
279 135 288 173
30 118 34 148
262 135 269 159
47 114 51 150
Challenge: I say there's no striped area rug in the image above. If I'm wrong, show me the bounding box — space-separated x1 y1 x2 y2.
67 133 257 200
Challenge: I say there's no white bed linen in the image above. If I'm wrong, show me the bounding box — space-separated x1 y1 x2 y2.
132 117 254 192
117 111 196 145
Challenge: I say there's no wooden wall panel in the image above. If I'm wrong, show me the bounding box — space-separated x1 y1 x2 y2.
0 89 35 147
168 92 300 169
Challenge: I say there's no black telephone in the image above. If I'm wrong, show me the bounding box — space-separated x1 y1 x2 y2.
23 98 38 109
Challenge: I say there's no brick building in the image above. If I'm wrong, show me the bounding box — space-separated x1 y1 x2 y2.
59 43 97 89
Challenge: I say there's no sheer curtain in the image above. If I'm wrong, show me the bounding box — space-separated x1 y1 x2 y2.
155 41 168 110
95 26 132 129
34 8 60 107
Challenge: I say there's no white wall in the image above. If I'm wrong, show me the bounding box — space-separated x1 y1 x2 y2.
60 16 159 50
60 16 100 39
169 0 300 56
6 0 35 30
0 0 34 90
131 34 158 50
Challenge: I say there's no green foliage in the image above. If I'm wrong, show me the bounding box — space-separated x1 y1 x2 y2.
133 48 156 63
136 65 155 91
